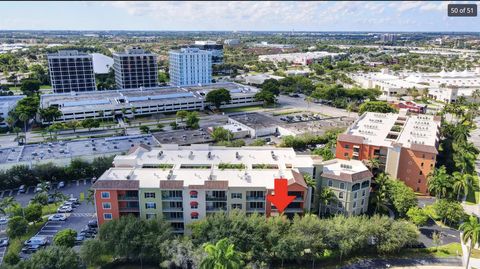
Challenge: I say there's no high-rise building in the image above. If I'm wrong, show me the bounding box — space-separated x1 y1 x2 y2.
47 50 96 93
335 110 440 194
191 41 224 64
113 47 158 89
169 48 212 86
92 144 315 232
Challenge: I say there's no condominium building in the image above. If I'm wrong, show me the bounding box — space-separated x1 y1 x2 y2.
92 144 315 232
318 159 372 216
335 110 440 194
169 48 212 86
113 47 158 89
191 41 224 65
47 50 96 93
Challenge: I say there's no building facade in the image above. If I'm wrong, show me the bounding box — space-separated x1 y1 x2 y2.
169 48 212 86
92 145 314 232
47 50 96 93
0 95 25 127
191 41 224 65
335 110 440 194
113 47 158 89
318 159 372 216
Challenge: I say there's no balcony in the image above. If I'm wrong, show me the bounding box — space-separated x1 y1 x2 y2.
206 206 227 212
164 216 184 221
117 195 139 201
119 207 139 213
284 207 304 213
246 196 265 201
162 207 184 212
246 207 265 212
162 196 183 201
293 196 304 202
206 196 227 201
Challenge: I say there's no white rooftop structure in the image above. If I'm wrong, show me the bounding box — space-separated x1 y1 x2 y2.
346 111 440 149
259 51 344 65
100 144 315 189
322 159 370 177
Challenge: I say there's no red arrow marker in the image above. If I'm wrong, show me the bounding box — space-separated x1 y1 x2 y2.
267 178 295 214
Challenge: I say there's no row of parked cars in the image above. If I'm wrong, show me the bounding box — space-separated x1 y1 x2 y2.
280 114 323 123
57 197 80 213
18 181 66 194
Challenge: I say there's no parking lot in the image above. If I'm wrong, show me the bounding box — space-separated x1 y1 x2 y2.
0 134 157 166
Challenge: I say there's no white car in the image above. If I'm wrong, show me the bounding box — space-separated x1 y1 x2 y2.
0 217 8 225
48 214 67 221
57 206 73 213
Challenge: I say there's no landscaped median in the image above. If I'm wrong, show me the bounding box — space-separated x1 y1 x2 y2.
3 218 47 264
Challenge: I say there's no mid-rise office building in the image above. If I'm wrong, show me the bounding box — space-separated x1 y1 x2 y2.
191 41 224 65
47 50 96 93
92 145 315 232
318 159 372 216
335 110 440 194
113 47 158 89
169 48 212 87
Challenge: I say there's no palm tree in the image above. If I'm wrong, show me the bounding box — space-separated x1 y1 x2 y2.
452 172 475 201
305 96 313 111
18 113 29 143
200 238 243 269
453 142 478 174
472 89 480 103
427 166 453 199
365 158 380 175
49 190 68 204
460 216 480 269
370 173 390 215
318 187 335 216
86 189 95 206
0 197 16 215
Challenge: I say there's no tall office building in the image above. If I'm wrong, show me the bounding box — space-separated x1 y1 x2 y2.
169 48 212 87
47 50 96 93
113 47 158 89
191 41 224 64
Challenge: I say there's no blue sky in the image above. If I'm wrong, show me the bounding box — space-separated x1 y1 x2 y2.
0 1 479 32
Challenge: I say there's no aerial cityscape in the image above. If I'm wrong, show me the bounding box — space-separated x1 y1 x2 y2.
0 1 480 269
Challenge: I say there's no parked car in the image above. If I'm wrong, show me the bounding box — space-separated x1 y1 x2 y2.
57 206 73 213
0 217 9 225
0 237 9 247
74 235 85 245
58 181 65 189
67 198 80 205
18 185 26 193
48 214 68 221
47 197 55 204
87 220 98 229
24 236 48 247
63 201 77 208
21 244 44 254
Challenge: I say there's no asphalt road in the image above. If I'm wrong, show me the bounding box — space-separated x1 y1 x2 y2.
341 258 462 269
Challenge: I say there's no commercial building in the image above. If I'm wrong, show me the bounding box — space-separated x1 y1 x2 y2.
113 47 158 89
191 41 224 65
335 110 440 194
380 33 397 44
169 48 212 87
0 95 25 127
40 82 261 124
318 159 372 216
47 50 96 93
258 51 345 66
227 113 280 138
224 39 240 47
92 144 315 232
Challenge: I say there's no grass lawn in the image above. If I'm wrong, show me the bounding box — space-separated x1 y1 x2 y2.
41 202 63 216
5 219 47 261
222 105 265 113
398 243 462 258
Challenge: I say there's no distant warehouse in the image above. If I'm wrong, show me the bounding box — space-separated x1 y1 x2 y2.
40 82 262 124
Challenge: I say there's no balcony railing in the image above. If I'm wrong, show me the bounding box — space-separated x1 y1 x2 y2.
162 196 183 201
246 207 265 212
206 206 227 211
164 216 184 221
117 195 139 201
206 196 227 201
162 207 184 212
246 196 265 201
284 208 304 213
119 207 140 212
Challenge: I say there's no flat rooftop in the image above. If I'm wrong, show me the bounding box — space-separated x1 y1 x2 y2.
0 95 25 110
321 159 372 182
41 82 258 113
229 112 280 129
98 144 313 189
343 111 440 150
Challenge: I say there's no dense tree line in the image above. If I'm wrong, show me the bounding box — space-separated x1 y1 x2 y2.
0 156 114 190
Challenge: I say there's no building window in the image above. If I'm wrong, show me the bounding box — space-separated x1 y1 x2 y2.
144 192 155 199
190 190 198 198
344 153 349 158
354 192 358 199
338 202 343 208
145 202 156 209
416 187 420 192
419 171 423 175
353 202 357 208
328 180 333 187
232 203 242 209
104 213 112 220
418 179 421 184
345 145 350 149
361 199 365 205
362 190 366 197
102 202 111 209
101 192 110 199
340 183 345 189
191 212 199 219
191 201 198 209
339 192 344 199
420 162 424 167
146 213 156 220
422 154 425 158
231 193 242 199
